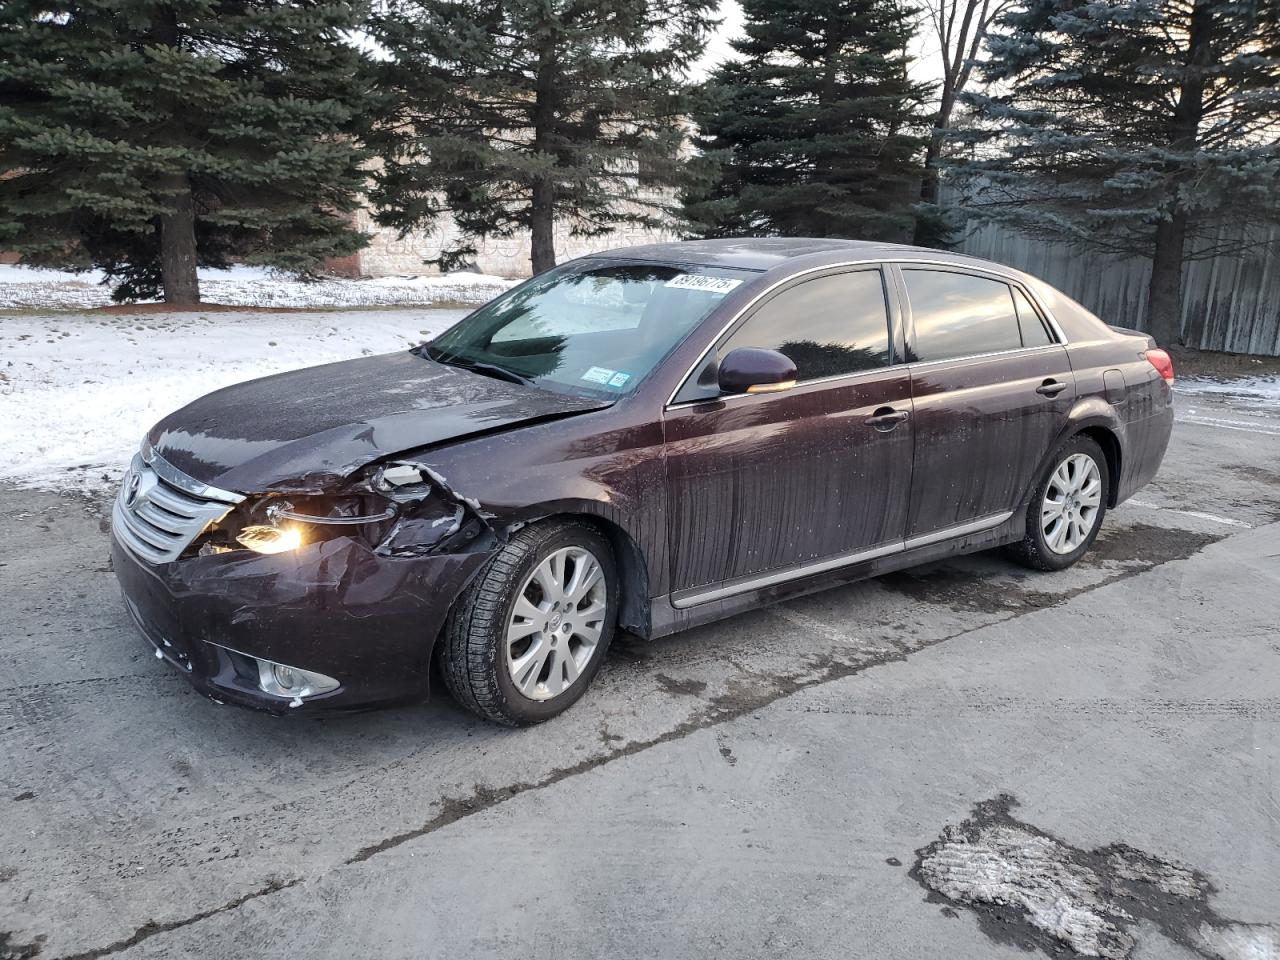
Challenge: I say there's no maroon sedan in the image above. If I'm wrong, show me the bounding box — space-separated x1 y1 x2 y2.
111 238 1174 723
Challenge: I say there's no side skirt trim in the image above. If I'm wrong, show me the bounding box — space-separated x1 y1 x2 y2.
904 510 1014 551
670 511 1013 610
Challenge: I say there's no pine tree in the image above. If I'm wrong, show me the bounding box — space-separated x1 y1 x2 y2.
958 0 1280 346
683 0 934 242
368 0 715 275
0 0 374 305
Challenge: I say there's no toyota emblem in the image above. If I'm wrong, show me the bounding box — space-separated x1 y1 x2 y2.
124 470 142 507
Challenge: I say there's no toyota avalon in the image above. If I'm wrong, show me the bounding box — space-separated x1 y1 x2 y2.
111 238 1174 724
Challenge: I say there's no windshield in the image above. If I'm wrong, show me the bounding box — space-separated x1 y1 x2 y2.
423 260 752 397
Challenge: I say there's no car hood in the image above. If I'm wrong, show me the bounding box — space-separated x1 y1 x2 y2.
148 351 613 492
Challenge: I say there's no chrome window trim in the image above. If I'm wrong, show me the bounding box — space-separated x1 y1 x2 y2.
664 257 1067 409
902 343 1064 373
671 510 1013 608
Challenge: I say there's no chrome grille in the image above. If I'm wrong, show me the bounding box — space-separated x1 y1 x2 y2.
112 450 244 564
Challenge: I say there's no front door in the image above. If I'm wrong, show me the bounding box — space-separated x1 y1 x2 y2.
663 267 915 601
897 266 1076 538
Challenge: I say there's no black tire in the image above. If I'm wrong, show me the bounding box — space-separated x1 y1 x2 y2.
439 519 618 725
1006 434 1110 572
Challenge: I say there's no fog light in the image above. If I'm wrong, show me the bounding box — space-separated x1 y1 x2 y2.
237 524 303 555
273 663 300 691
254 657 340 704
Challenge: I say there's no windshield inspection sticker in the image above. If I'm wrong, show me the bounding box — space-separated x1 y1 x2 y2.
581 367 633 389
664 275 744 294
581 366 616 384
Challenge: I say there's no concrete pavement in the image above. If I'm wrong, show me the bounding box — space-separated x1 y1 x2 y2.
1 387 1277 960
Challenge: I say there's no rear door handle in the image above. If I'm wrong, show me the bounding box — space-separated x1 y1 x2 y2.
1036 379 1068 397
865 407 910 432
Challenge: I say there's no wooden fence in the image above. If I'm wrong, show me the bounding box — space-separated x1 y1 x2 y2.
955 221 1280 356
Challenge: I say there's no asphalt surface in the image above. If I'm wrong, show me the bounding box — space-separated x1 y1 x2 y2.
2 387 1278 960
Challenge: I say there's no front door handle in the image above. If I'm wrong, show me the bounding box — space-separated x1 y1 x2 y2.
1036 379 1068 397
865 407 911 432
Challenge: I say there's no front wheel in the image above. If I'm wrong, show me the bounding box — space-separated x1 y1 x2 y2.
439 519 617 725
1006 435 1109 572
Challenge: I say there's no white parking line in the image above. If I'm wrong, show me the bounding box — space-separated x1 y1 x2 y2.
1126 498 1253 528
1176 414 1280 437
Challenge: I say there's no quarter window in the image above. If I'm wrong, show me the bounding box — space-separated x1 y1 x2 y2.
721 270 891 383
1013 286 1054 347
904 270 1023 362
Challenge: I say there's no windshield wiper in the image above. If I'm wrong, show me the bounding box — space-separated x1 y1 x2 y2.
463 360 535 386
424 347 534 386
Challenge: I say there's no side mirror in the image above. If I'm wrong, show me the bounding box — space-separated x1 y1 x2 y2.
718 347 798 395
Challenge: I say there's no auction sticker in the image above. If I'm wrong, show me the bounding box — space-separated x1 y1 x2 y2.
664 275 744 294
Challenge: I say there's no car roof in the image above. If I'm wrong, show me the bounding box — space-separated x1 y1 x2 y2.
586 237 979 272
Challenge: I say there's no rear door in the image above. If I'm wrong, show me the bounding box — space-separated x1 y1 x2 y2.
663 266 914 602
896 265 1074 540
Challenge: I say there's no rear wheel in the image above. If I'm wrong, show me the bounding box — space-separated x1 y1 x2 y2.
440 519 617 725
1006 435 1109 572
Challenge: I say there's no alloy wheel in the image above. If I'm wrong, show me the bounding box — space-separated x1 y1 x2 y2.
1041 453 1103 554
505 546 609 701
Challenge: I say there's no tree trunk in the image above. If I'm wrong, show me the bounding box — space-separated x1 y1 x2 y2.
913 82 955 246
530 179 556 275
1145 0 1212 347
151 9 199 305
1145 212 1187 346
529 43 558 275
158 172 200 305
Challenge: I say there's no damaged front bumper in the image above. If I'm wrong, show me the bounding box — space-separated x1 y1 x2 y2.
111 528 490 714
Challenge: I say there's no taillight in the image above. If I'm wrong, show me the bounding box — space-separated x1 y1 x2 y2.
1145 348 1174 382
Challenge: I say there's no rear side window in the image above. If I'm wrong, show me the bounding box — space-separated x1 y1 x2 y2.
722 270 891 382
1012 286 1055 347
904 270 1022 362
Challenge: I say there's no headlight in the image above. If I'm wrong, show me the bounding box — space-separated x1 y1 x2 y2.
236 524 304 555
266 500 396 526
190 462 451 559
201 493 401 556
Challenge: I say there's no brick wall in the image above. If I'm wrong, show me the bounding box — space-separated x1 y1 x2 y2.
334 206 681 279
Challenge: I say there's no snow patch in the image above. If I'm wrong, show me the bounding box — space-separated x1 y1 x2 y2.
0 264 516 310
1195 922 1280 960
1176 375 1280 408
916 796 1280 960
0 308 468 490
919 822 1133 958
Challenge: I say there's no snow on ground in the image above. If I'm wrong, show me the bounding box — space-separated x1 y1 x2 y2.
917 797 1276 960
0 263 517 310
1174 376 1280 437
0 308 468 491
1175 374 1280 407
